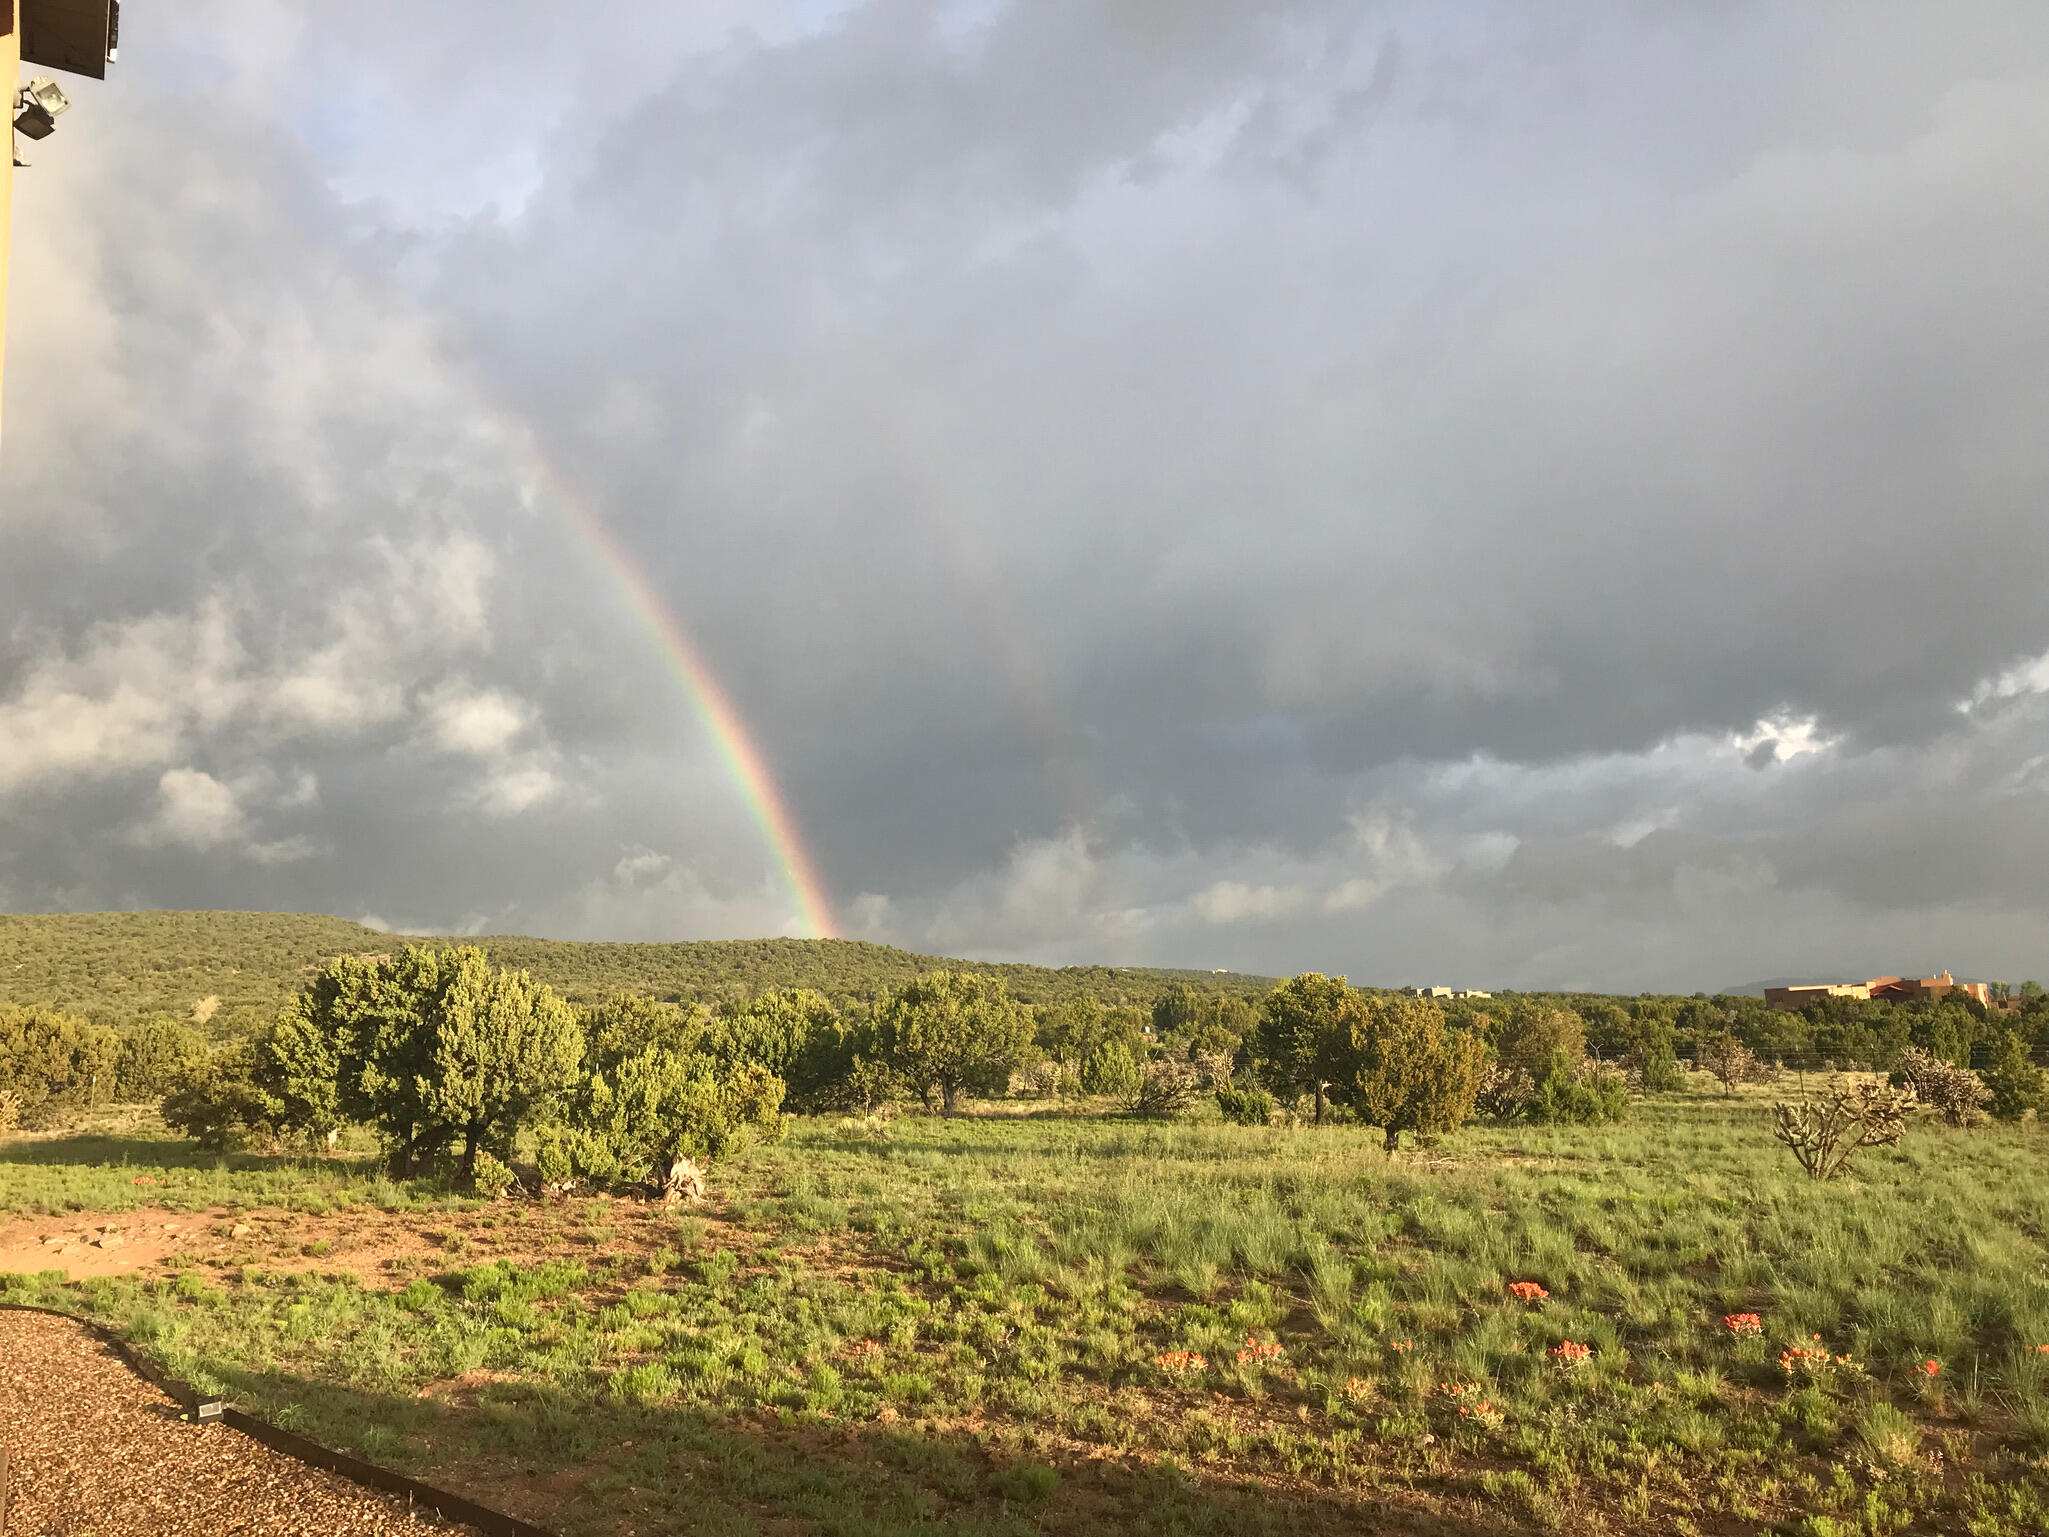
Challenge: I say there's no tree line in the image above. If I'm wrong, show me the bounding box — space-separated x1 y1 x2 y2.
9 950 2043 1183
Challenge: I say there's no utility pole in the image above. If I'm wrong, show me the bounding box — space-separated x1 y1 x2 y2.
3 0 117 435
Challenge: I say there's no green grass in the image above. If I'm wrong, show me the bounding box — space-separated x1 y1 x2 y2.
7 1091 2049 1535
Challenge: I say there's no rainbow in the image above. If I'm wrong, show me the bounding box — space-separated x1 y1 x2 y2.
504 431 837 940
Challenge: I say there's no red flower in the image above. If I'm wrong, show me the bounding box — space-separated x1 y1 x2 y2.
1508 1281 1549 1302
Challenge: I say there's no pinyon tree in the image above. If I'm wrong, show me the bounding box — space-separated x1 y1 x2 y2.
873 971 1033 1115
1250 973 1365 1124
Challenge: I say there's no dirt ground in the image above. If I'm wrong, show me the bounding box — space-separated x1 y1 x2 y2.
0 1194 683 1283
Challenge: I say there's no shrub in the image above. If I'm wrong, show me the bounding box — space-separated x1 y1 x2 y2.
159 1046 286 1151
1014 1059 1069 1098
1491 1005 1586 1078
1625 1035 1685 1093
1772 1080 1915 1179
1698 1029 1772 1093
1474 1063 1536 1121
0 1004 120 1124
1978 1031 2047 1121
1891 1045 1990 1127
114 1019 210 1103
1124 1059 1200 1118
1080 1039 1141 1099
991 1464 1060 1506
1215 1085 1276 1126
471 1150 517 1200
562 997 786 1196
1524 1050 1629 1126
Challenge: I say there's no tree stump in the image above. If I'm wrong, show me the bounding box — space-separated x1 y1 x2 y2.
663 1155 707 1205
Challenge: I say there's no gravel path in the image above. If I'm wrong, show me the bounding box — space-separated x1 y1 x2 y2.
0 1310 484 1536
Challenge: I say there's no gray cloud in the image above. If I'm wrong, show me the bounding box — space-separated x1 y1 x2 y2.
6 1 2049 987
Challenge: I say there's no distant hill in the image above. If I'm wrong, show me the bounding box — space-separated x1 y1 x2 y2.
0 911 1274 1035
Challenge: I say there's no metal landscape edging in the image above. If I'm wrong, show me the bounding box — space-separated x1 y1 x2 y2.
0 1302 557 1537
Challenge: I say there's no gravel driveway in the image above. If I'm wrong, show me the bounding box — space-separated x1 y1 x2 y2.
0 1310 484 1536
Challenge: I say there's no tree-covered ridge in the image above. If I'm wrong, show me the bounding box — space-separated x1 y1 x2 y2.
0 911 1275 1034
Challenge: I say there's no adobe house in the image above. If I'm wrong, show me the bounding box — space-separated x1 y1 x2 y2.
1764 972 1989 1011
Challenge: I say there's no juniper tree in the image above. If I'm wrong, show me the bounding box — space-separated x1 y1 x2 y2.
1351 995 1485 1151
1978 1030 2047 1121
414 950 583 1179
873 971 1033 1115
272 946 582 1178
557 993 785 1198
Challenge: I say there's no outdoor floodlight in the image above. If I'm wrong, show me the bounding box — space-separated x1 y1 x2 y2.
13 78 71 142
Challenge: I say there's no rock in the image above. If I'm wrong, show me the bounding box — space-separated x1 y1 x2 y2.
94 1234 124 1249
230 1224 253 1238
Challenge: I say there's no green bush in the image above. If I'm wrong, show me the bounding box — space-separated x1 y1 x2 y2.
1080 1039 1140 1099
0 1003 120 1123
1524 1049 1629 1126
1215 1085 1276 1126
159 1046 286 1150
873 971 1034 1114
991 1463 1060 1506
1351 995 1486 1150
471 1150 517 1199
558 992 787 1191
1979 1031 2047 1121
114 1019 210 1102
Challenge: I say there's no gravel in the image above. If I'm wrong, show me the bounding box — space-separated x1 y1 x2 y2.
0 1310 484 1536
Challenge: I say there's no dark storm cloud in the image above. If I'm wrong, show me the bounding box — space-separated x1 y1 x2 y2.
5 0 2049 985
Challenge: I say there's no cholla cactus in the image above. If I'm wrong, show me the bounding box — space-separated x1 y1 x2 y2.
1191 1050 1237 1091
1891 1047 1991 1127
1124 1059 1202 1118
1773 1080 1917 1179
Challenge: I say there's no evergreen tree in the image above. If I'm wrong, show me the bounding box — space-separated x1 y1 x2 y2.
559 993 784 1193
873 971 1033 1114
1979 1030 2047 1121
415 951 583 1178
1249 973 1363 1123
1351 995 1484 1151
0 1004 119 1121
708 988 837 1078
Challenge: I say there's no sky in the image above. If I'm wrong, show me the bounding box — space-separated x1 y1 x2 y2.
5 0 2049 992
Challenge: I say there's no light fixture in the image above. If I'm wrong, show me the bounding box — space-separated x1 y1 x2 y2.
13 77 72 142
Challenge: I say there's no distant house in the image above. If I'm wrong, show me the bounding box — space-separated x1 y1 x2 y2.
1406 986 1491 1000
1764 971 1989 1012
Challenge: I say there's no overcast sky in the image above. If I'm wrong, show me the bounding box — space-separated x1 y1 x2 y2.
5 0 2049 991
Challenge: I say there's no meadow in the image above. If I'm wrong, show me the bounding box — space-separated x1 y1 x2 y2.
5 1087 2049 1536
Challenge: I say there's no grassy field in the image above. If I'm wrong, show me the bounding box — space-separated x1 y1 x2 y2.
5 1089 2049 1535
